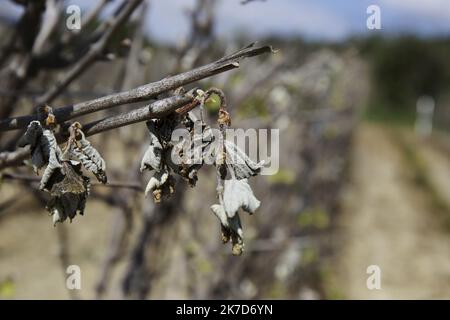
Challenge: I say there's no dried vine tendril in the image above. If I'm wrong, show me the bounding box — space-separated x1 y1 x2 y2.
68 122 107 184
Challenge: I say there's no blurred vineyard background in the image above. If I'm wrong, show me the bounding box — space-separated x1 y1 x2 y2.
0 0 450 299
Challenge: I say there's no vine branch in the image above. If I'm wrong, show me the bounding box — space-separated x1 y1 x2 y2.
0 43 273 131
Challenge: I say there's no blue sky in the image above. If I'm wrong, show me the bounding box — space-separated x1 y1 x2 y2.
2 0 450 43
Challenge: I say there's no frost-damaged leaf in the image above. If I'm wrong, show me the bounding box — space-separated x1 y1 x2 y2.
48 161 87 195
211 203 229 227
211 179 260 255
17 121 46 172
19 120 90 225
144 169 174 203
157 116 179 147
144 169 168 196
18 121 61 175
167 111 215 186
141 120 176 203
224 140 265 179
140 120 163 172
46 161 91 226
140 118 182 203
47 189 90 226
70 129 107 183
166 152 202 187
39 129 63 190
223 178 260 217
211 204 244 255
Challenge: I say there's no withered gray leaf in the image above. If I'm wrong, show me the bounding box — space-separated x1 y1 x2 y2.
48 161 87 196
223 178 261 218
211 204 244 255
18 120 43 148
70 131 107 183
211 178 259 255
211 204 229 227
46 167 90 226
19 121 53 173
144 169 169 198
223 140 265 179
167 113 214 186
39 129 63 190
140 121 163 172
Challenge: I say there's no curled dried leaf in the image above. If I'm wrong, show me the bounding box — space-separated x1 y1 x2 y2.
47 161 87 195
166 145 203 187
144 169 175 203
167 111 215 186
39 129 63 190
69 127 107 183
18 121 48 173
140 146 162 172
144 169 169 196
224 140 265 180
211 204 244 256
19 120 91 225
211 178 260 255
223 178 260 217
140 121 163 172
46 161 91 226
211 203 229 228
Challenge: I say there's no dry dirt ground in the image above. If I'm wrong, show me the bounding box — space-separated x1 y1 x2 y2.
0 187 134 299
336 123 450 299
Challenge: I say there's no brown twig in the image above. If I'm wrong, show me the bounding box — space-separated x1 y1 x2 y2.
0 94 193 170
0 43 274 131
0 44 273 170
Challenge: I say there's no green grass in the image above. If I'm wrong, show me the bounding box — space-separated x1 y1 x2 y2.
363 103 416 127
236 96 270 119
267 168 296 185
319 263 345 300
297 208 330 229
